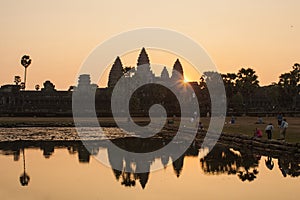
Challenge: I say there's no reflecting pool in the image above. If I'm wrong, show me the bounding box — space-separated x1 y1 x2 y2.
0 138 299 200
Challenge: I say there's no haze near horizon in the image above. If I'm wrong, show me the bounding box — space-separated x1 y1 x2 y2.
0 0 299 89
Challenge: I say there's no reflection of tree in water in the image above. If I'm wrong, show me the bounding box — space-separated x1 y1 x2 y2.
200 145 260 182
19 148 30 186
2 140 300 188
238 168 258 182
237 153 260 182
121 172 136 187
200 145 240 175
278 158 300 178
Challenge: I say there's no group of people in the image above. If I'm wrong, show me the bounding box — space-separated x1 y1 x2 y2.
254 114 288 141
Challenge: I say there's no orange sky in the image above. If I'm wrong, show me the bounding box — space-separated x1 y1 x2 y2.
0 0 299 89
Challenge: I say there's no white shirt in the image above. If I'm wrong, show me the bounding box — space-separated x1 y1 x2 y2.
281 121 288 128
265 125 274 131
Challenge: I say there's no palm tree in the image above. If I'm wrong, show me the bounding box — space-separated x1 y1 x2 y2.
278 63 300 109
21 55 32 90
19 148 30 186
35 84 40 91
236 68 259 113
14 76 21 85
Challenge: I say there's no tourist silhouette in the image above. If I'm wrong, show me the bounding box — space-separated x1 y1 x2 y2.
265 157 274 170
278 158 288 177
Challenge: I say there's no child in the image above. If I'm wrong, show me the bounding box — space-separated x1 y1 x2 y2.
254 128 263 138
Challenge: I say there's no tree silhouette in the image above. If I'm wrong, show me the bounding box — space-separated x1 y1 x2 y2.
19 148 30 186
236 68 259 96
278 63 300 109
20 82 25 90
236 68 259 113
121 172 136 187
35 84 40 91
21 55 32 90
222 73 237 101
14 76 21 85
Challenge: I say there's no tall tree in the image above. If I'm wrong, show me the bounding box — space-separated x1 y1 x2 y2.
222 73 237 101
21 55 32 90
278 63 300 109
199 71 225 115
236 68 259 107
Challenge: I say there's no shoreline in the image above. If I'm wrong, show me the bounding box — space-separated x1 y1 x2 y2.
0 116 299 143
0 130 299 160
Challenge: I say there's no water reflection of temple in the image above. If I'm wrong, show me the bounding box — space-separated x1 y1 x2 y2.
0 139 299 188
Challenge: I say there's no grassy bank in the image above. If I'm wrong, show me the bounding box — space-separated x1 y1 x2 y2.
200 116 300 143
0 116 299 143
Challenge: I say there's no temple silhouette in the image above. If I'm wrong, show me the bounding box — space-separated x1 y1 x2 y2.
0 48 197 117
0 48 299 116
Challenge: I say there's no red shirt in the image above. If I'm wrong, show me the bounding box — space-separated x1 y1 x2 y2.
256 129 263 137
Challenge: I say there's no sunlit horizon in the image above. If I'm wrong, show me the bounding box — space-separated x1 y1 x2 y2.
0 0 299 89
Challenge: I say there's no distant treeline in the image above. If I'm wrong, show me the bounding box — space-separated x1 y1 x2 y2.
216 63 300 115
0 64 299 117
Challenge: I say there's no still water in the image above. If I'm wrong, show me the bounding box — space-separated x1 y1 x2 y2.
0 137 299 200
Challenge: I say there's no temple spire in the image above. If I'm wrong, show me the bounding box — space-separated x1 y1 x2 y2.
161 66 169 81
137 47 150 66
134 48 154 82
171 59 184 81
108 57 124 88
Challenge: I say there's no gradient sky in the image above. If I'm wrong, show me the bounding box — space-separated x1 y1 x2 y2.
0 0 299 89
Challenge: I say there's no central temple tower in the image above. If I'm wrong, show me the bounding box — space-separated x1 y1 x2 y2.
133 48 155 82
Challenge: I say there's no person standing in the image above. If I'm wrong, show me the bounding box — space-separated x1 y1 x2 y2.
277 113 283 126
279 119 288 141
230 116 235 124
265 123 274 139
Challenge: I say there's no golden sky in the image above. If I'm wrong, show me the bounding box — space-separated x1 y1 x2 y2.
0 0 299 89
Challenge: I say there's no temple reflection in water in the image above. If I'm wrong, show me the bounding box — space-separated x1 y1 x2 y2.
0 138 299 189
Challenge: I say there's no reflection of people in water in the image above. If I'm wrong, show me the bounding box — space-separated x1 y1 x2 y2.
277 157 300 178
265 157 274 170
19 148 30 186
278 158 289 177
